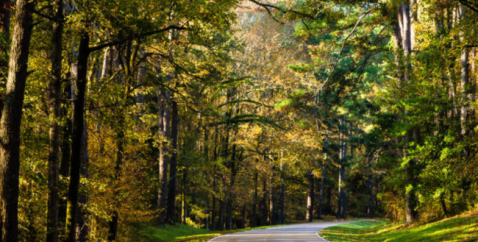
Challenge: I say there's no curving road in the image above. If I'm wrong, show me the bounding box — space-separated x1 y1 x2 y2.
208 221 355 242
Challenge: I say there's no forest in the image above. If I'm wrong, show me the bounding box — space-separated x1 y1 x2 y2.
0 0 478 241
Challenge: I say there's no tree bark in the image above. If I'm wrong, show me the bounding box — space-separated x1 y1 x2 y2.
306 171 314 222
318 131 328 219
78 122 89 241
0 1 35 240
397 1 419 225
278 162 284 224
260 177 267 226
252 167 258 227
460 5 469 137
58 59 73 240
166 99 178 224
337 117 347 219
269 168 274 225
157 87 170 223
67 27 90 242
367 156 374 218
47 1 64 241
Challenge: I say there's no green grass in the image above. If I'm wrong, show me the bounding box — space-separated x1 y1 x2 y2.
139 223 280 242
138 215 364 241
319 214 478 242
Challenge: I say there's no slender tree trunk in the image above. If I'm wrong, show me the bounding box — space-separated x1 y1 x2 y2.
47 1 64 241
326 177 331 216
157 87 170 223
460 5 469 137
278 161 284 224
108 121 124 241
0 1 35 240
269 169 274 225
337 117 347 219
318 131 328 219
59 115 72 238
252 167 258 227
78 122 89 241
241 205 246 228
367 156 374 218
398 1 419 225
58 59 73 240
306 171 314 222
67 27 90 242
211 195 216 230
440 192 448 216
204 126 210 229
166 99 179 224
219 199 225 230
226 199 232 230
260 177 267 226
211 128 218 230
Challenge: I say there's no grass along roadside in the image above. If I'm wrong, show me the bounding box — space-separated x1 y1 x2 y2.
138 223 283 242
319 213 478 241
138 215 355 242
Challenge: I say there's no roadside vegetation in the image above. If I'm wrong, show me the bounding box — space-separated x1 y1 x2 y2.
320 212 478 242
2 0 478 241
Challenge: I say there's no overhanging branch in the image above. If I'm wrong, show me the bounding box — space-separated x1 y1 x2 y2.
88 25 188 53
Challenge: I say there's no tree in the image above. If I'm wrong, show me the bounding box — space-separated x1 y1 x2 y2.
0 0 36 241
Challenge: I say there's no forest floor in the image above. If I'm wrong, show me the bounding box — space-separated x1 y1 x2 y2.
319 211 478 241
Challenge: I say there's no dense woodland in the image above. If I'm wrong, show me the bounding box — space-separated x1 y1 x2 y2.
0 0 478 241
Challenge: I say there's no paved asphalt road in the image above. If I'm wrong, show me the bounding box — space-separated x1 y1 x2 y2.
208 221 355 242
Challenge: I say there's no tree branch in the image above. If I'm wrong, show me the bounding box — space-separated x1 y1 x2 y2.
458 0 478 14
248 0 316 20
88 25 187 53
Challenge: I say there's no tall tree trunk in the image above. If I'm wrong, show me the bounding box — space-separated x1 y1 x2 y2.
166 99 178 224
460 5 469 137
269 168 274 225
157 87 170 223
252 167 258 227
226 199 232 230
326 177 331 216
219 199 225 230
204 126 210 230
211 127 218 230
108 126 124 241
337 117 347 219
367 155 374 218
260 177 267 226
47 1 64 241
0 1 35 240
398 1 419 225
78 122 89 241
306 171 314 222
278 161 284 224
241 205 246 228
58 58 73 240
67 27 90 242
211 195 216 230
318 131 328 219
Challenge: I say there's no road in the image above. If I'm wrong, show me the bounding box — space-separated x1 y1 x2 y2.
208 221 355 242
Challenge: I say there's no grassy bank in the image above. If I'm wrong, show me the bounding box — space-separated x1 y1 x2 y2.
139 223 282 242
138 215 350 242
319 213 478 241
